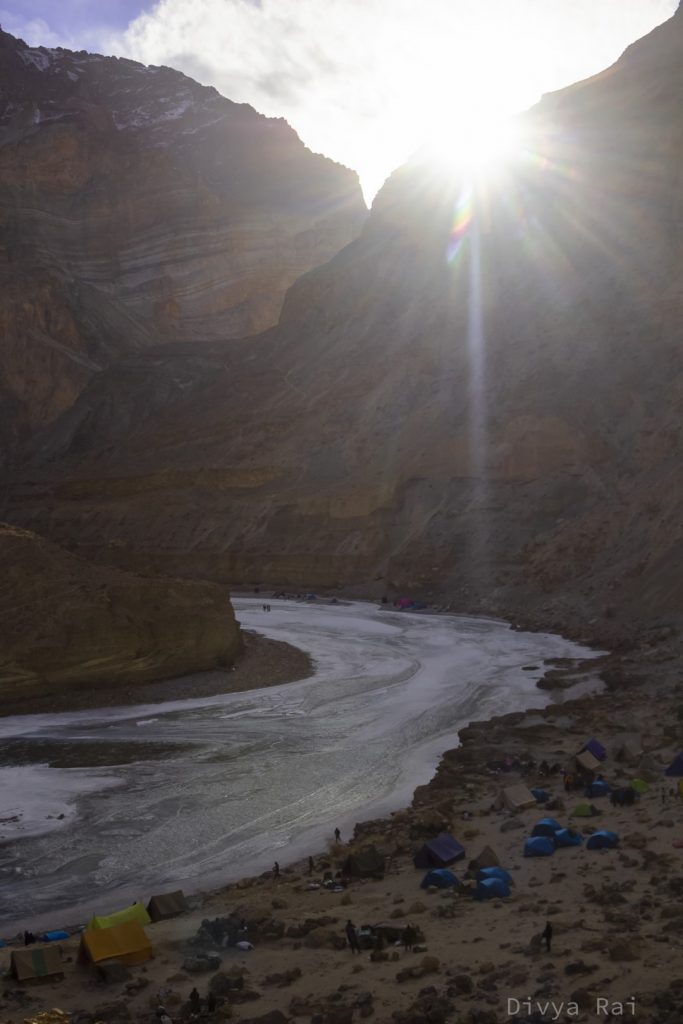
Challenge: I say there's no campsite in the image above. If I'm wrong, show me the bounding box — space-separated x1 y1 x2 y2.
5 664 683 1024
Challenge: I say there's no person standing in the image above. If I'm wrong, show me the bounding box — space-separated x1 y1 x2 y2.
542 921 553 952
334 827 341 843
345 919 361 954
308 856 315 875
189 986 201 1012
273 860 280 878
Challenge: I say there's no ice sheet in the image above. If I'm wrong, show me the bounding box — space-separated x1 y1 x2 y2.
0 600 603 931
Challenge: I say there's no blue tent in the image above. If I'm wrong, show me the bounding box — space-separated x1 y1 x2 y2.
665 753 683 776
586 780 611 798
524 836 555 857
586 830 619 850
553 828 583 848
474 877 511 900
413 833 465 869
531 788 549 803
582 738 607 761
477 866 512 884
531 817 562 837
420 868 458 889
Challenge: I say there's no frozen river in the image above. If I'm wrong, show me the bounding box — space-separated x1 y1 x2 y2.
0 599 602 930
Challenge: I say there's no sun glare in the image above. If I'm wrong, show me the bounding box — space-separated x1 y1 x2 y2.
425 111 523 180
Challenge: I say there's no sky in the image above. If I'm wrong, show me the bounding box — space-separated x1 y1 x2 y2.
0 0 678 200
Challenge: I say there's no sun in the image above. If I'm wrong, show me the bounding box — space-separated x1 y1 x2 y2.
424 110 523 180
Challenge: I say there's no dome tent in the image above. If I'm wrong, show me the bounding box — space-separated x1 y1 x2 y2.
586 830 619 850
524 836 555 857
477 866 513 884
474 876 511 900
554 827 583 847
531 817 562 837
420 868 458 889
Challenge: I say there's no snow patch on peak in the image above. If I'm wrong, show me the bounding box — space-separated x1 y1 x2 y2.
18 48 54 72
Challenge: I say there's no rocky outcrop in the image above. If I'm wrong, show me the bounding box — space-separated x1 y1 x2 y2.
5 10 683 632
0 523 241 700
0 28 365 463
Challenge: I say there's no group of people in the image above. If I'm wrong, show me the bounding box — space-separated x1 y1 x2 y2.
261 604 273 612
344 920 420 954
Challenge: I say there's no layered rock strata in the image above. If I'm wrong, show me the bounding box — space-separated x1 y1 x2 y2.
0 28 365 462
0 523 242 699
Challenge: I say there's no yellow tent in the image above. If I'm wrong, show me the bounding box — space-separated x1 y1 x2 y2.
80 921 152 966
89 901 151 931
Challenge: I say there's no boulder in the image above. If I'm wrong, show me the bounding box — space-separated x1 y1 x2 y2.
96 962 131 985
264 967 302 987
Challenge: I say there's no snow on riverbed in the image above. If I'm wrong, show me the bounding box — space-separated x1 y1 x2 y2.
0 766 121 841
0 600 603 930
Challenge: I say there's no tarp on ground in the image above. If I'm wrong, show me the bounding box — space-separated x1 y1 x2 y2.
477 866 512 884
665 753 683 777
413 833 465 869
554 828 583 847
469 846 500 871
495 784 537 812
80 922 152 966
345 846 386 878
524 836 555 857
11 945 64 981
530 788 549 803
586 780 611 798
582 738 607 761
630 778 649 794
575 750 602 773
147 890 189 922
531 817 562 837
89 902 151 931
43 930 69 942
586 830 619 850
474 877 510 900
421 868 458 889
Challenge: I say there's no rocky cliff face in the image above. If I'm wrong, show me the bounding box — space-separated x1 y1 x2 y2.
6 10 683 634
0 523 241 700
0 29 365 463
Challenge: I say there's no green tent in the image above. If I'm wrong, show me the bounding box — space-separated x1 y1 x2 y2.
147 890 189 922
89 901 151 931
630 778 649 794
571 803 600 817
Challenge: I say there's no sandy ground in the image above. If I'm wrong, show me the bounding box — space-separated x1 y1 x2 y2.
2 633 683 1024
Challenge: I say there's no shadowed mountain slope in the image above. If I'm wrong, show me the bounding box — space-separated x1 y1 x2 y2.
7 8 683 634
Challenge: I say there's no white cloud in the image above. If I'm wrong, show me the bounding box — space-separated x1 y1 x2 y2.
16 0 681 200
0 10 65 47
